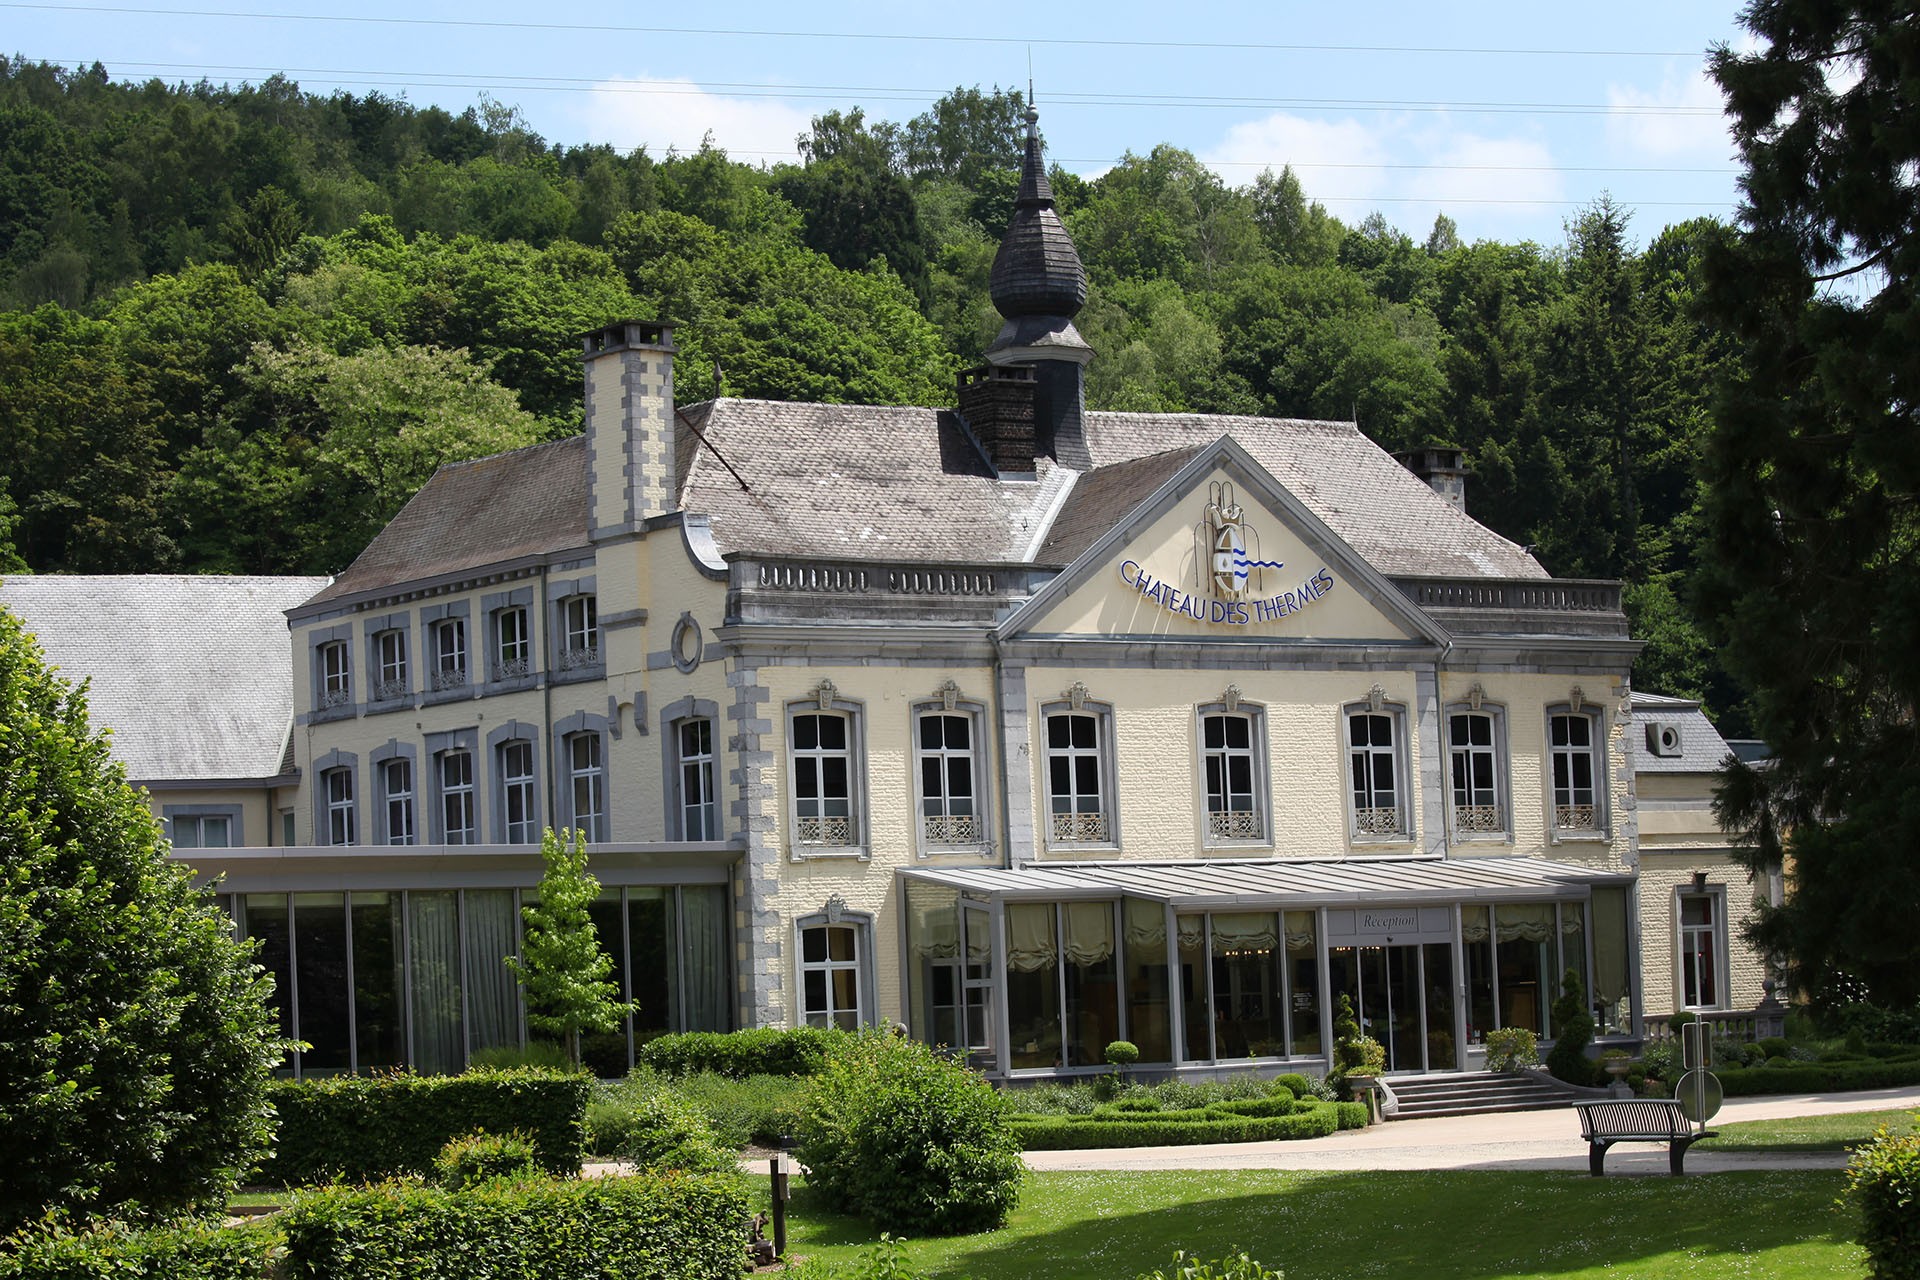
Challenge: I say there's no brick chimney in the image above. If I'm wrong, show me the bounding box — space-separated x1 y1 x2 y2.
958 364 1038 477
582 321 676 541
1395 446 1469 512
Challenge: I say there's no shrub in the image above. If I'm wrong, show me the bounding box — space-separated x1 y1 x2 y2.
278 1171 749 1280
620 1090 737 1174
587 1069 808 1155
433 1130 538 1189
1484 1027 1539 1072
795 1030 1023 1235
1714 1059 1920 1096
0 1218 272 1280
1757 1036 1792 1059
1011 1098 1364 1150
260 1068 588 1185
1545 969 1596 1086
640 1027 849 1078
1640 1041 1681 1081
0 612 282 1231
470 1040 573 1071
1137 1250 1285 1280
1668 1010 1698 1035
506 830 635 1067
1328 994 1385 1095
1105 1041 1141 1067
1845 1117 1920 1279
997 1081 1101 1117
1271 1074 1312 1099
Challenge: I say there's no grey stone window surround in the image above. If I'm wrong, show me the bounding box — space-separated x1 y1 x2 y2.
1443 701 1513 843
793 904 877 1029
311 748 359 846
421 600 474 704
368 740 418 846
909 696 993 858
424 727 481 845
1546 702 1610 840
163 803 243 849
785 695 869 862
553 710 611 840
660 696 722 842
1038 697 1121 852
549 576 602 685
1195 700 1272 850
363 611 416 713
487 720 544 844
483 588 538 690
305 623 356 723
1341 698 1415 846
1673 882 1730 1012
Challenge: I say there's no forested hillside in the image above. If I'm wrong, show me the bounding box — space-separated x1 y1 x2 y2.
0 59 1743 722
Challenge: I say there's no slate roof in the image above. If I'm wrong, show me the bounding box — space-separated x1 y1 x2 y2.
0 574 329 782
1037 447 1202 564
1629 692 1735 775
306 437 588 607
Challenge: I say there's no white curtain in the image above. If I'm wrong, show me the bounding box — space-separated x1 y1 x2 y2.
1063 902 1115 966
1177 915 1205 954
462 890 519 1054
408 891 463 1073
1209 912 1279 952
907 882 960 959
1124 898 1166 951
1495 902 1554 942
1590 887 1630 1007
682 886 729 1031
1462 904 1491 943
1284 909 1316 954
1007 903 1057 973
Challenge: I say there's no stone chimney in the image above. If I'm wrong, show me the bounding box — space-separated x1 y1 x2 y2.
1395 446 1469 512
581 321 676 541
957 364 1038 477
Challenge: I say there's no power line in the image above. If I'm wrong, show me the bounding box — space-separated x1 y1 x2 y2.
4 3 1713 58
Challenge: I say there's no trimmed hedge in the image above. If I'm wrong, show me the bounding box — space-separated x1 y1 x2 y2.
0 1220 271 1280
1012 1098 1366 1150
1712 1058 1920 1097
260 1068 589 1186
279 1172 749 1280
638 1027 847 1078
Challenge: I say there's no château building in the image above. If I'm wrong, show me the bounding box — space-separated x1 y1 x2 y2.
1 110 1774 1080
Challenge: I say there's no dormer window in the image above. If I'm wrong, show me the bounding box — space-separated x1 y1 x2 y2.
560 595 598 670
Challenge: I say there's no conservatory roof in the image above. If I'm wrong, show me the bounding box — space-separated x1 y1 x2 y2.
900 856 1628 910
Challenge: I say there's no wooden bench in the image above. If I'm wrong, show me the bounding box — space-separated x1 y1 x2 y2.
1573 1098 1700 1175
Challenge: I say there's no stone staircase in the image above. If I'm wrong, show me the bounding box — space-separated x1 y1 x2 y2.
1384 1070 1579 1120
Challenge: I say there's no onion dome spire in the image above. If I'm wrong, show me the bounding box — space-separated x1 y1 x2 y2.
988 104 1088 321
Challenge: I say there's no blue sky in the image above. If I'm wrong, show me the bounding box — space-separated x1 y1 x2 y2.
9 0 1754 250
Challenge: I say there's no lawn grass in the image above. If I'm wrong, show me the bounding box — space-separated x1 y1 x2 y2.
765 1169 1860 1280
1699 1107 1917 1153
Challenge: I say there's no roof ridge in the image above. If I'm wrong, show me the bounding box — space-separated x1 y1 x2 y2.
436 433 583 472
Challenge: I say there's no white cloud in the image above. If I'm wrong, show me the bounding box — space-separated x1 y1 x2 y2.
1199 113 1395 203
1606 63 1735 160
576 76 813 163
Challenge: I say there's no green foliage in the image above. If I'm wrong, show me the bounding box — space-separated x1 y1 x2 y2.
278 1171 749 1280
1712 1058 1920 1097
432 1130 538 1189
1137 1250 1285 1280
259 1067 588 1186
1546 968 1597 1085
506 830 635 1066
637 1025 848 1078
1272 1073 1312 1099
1104 1040 1142 1067
1484 1028 1540 1072
795 1030 1023 1235
618 1090 738 1175
1699 3 1920 1004
469 1039 573 1071
1327 993 1386 1091
1846 1118 1920 1279
0 1218 272 1280
1011 1098 1365 1150
0 608 281 1232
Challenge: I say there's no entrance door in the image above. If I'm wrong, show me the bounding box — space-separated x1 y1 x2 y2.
1336 943 1431 1072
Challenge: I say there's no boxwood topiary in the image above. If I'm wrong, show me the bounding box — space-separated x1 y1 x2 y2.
1844 1119 1920 1280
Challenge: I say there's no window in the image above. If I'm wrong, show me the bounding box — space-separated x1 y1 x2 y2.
675 718 718 841
323 767 357 846
1678 891 1723 1009
430 618 467 691
1448 710 1506 836
1346 706 1407 838
567 732 606 841
792 712 854 846
1200 709 1265 842
800 923 865 1029
1550 710 1603 832
493 606 530 681
560 595 598 670
917 710 981 845
439 751 476 845
318 640 351 709
380 758 415 846
1044 708 1111 844
169 812 233 848
500 740 537 843
372 629 408 702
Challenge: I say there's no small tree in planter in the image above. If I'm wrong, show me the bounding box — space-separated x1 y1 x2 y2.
1546 968 1597 1086
1328 994 1387 1099
1098 1040 1140 1100
506 830 635 1068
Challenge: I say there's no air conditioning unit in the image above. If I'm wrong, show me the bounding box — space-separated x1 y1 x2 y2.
1646 723 1683 757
